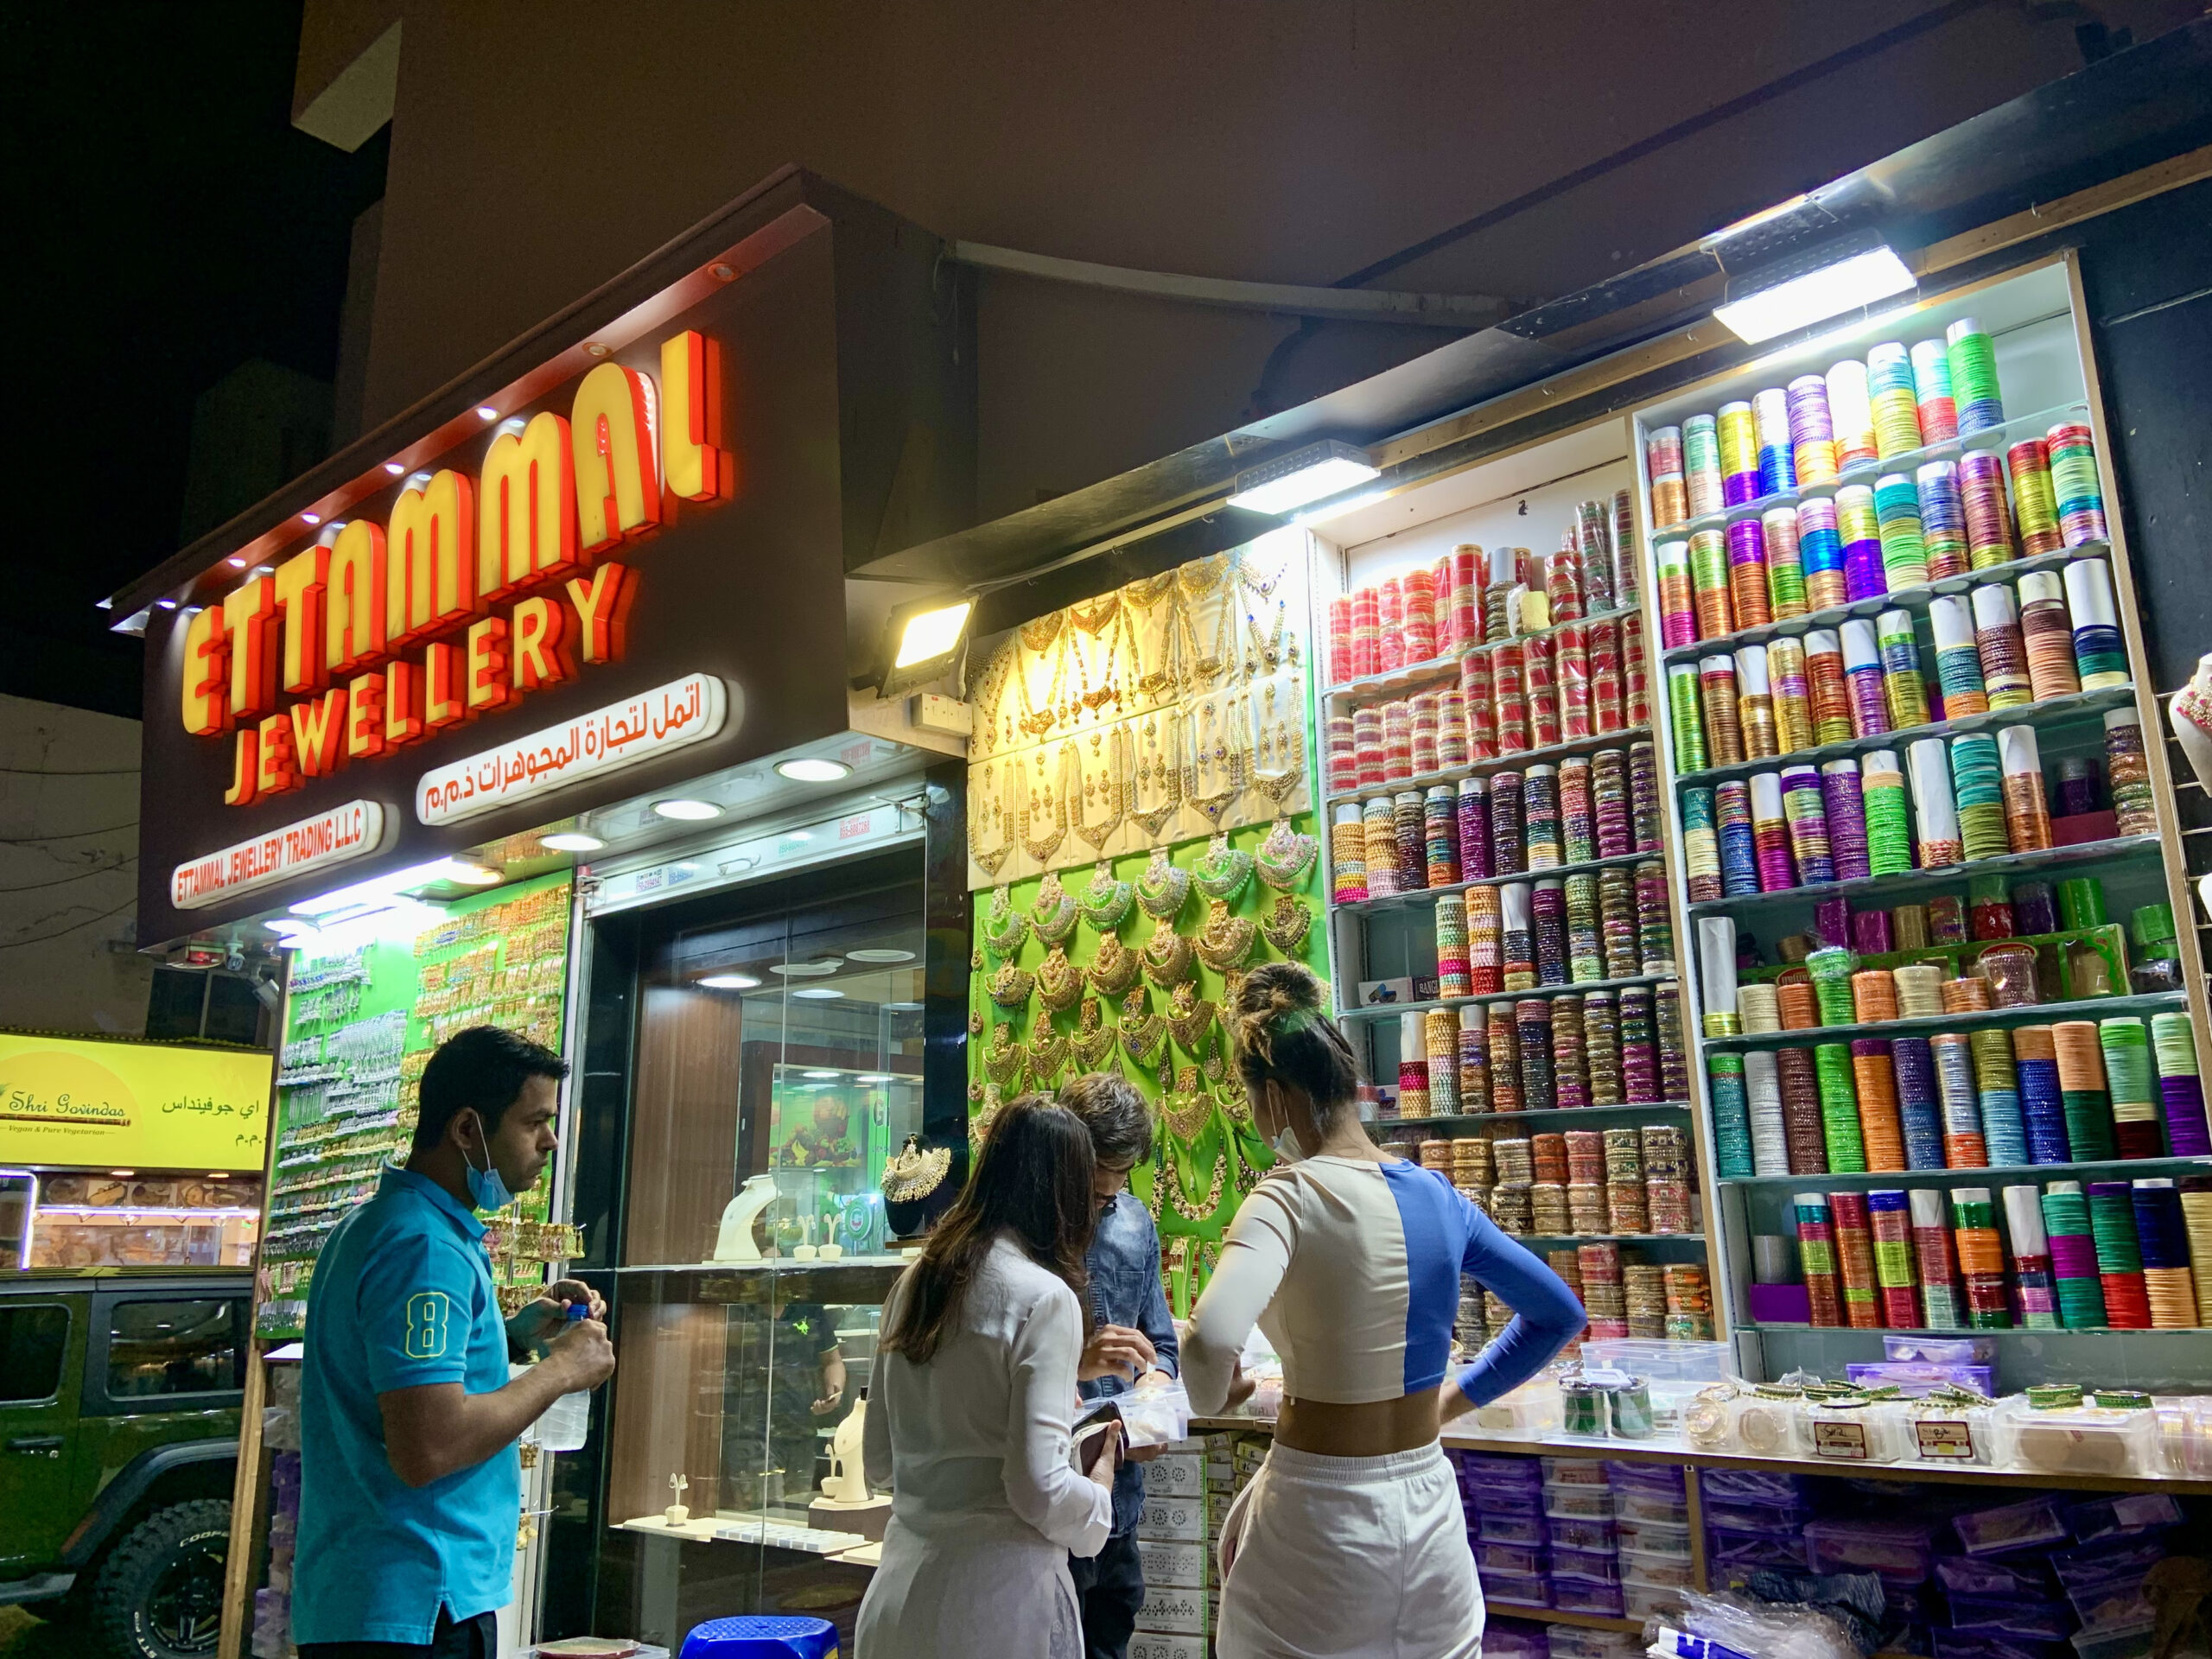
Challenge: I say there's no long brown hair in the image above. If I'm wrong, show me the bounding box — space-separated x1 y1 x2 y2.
880 1093 1096 1363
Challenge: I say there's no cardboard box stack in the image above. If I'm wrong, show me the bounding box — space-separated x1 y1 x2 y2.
1130 1431 1270 1659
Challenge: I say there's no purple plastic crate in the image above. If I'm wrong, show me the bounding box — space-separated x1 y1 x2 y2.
1803 1517 1938 1585
2062 1494 2182 1546
1950 1596 2073 1642
1937 1557 2052 1599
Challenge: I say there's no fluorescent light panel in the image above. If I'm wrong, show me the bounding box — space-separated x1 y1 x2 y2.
1713 245 1915 344
1226 441 1379 516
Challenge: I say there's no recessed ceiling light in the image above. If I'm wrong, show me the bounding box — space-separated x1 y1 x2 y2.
477 405 500 421
226 556 248 569
444 863 503 886
384 461 406 475
698 973 760 990
775 757 851 784
541 832 604 853
883 1001 925 1012
846 948 916 963
791 987 845 1000
301 512 321 526
652 798 721 821
852 1073 893 1084
156 599 177 609
253 566 273 576
771 960 842 976
803 1069 842 1079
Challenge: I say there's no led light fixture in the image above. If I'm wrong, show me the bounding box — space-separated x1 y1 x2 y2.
803 1069 842 1079
652 798 722 821
1713 243 1916 344
775 757 851 784
540 831 605 853
698 973 760 990
1226 440 1379 516
791 987 845 1000
870 593 976 699
845 948 916 963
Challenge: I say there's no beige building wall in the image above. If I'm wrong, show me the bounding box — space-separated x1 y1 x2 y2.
0 695 152 1036
305 1 2198 524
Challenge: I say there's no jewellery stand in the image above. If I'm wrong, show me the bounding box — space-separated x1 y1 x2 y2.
809 1395 892 1541
709 1173 779 1262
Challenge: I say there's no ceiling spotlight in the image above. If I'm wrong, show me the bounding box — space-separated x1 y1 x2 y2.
775 757 851 784
854 1073 895 1084
771 960 842 976
444 863 503 885
301 512 321 526
1712 241 1916 344
226 556 248 569
384 461 406 475
847 948 916 963
698 973 760 990
477 405 500 421
1226 439 1379 516
652 798 722 821
156 599 178 609
803 1069 842 1079
883 1000 925 1012
540 831 605 853
253 566 274 576
791 987 845 1000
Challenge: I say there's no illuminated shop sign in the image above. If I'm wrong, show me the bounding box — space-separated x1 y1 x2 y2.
0 1033 272 1168
171 799 389 910
179 332 731 810
416 674 729 825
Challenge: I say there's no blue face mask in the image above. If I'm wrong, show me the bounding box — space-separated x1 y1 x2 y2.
462 1111 515 1213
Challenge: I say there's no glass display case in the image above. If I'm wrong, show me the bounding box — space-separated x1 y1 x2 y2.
566 849 932 1649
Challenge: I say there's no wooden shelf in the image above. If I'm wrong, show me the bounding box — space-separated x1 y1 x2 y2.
1490 1605 1643 1634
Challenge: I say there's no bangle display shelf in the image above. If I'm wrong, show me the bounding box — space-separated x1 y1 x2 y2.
1309 418 1725 1354
1630 252 2212 1404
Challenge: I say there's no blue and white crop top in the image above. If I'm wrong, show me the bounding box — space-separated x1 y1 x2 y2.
1182 1155 1586 1412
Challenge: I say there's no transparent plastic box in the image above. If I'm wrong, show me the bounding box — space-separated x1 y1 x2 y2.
1545 1515 1618 1552
2070 1619 2156 1659
1542 1457 1612 1486
1553 1578 1625 1616
1473 1541 1547 1576
1481 1570 1550 1608
1613 1516 1691 1559
1954 1495 2068 1557
1619 1545 1696 1589
1613 1490 1688 1526
1950 1595 2073 1642
1476 1511 1548 1547
2063 1493 2182 1546
1803 1517 1938 1585
2000 1407 2157 1478
1622 1578 1689 1622
1799 1399 1909 1464
1542 1481 1617 1518
1577 1339 1731 1386
1549 1544 1622 1585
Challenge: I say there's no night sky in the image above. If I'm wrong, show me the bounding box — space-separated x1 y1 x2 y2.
4 3 386 722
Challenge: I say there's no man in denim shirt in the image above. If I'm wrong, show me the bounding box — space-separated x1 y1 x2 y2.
1060 1073 1179 1659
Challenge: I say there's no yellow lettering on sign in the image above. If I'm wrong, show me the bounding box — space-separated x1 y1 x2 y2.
565 563 632 664
510 595 570 692
464 617 514 714
573 361 660 554
386 469 478 647
383 661 424 748
478 413 575 602
423 641 468 732
255 713 300 798
346 672 386 760
224 729 257 807
293 690 347 778
222 575 279 722
273 545 330 696
181 605 230 737
325 519 386 677
660 330 729 502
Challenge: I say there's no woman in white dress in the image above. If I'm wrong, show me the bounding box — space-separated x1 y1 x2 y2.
858 1093 1122 1659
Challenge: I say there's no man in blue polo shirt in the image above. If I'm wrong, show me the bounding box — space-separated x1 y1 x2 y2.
296 1026 615 1658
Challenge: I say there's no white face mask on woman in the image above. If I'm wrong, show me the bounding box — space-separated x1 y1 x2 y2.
1271 1126 1305 1165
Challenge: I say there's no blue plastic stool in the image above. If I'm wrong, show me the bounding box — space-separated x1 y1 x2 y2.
678 1615 839 1659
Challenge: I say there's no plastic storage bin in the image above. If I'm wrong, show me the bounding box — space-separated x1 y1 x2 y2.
1623 1578 1689 1622
2063 1493 2182 1545
1620 1546 1696 1589
1954 1495 2068 1557
1542 1482 1616 1518
1472 1541 1546 1575
1549 1545 1622 1585
1553 1578 1625 1617
2002 1407 2158 1478
1900 1396 1998 1465
1803 1518 1938 1585
1613 1516 1692 1558
2071 1620 2156 1659
1950 1596 2073 1642
1476 1511 1548 1547
1936 1556 2050 1598
1481 1571 1550 1608
1613 1489 1689 1526
1542 1457 1611 1485
1546 1515 1618 1552
1799 1399 1908 1464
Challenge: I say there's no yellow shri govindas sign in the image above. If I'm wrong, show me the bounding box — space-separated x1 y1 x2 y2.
180 331 731 807
0 1033 273 1168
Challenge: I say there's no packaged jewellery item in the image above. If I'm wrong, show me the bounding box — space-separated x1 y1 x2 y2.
1947 317 2005 435
1927 593 1987 716
2103 707 2158 836
1804 629 1853 743
1799 495 1846 610
1916 459 1968 579
2063 556 2127 689
1840 617 1889 739
1971 582 2031 709
2017 569 2082 702
2006 437 2065 557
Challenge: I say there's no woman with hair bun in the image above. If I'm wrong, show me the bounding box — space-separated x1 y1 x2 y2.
1184 962 1586 1659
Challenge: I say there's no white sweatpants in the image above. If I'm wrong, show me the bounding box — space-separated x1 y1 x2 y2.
1216 1440 1484 1659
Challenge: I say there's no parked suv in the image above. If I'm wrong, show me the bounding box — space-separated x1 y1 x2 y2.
0 1273 248 1659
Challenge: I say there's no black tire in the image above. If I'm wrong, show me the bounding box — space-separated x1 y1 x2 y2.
89 1497 230 1659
